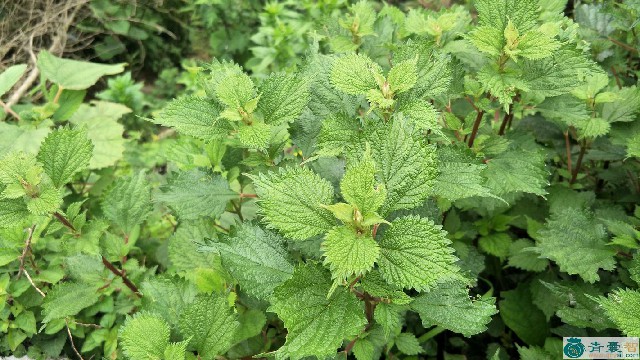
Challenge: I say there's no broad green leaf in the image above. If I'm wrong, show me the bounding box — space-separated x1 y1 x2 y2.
37 51 124 90
249 167 335 240
331 53 382 95
602 86 640 123
395 41 452 98
69 101 130 169
0 123 50 156
483 144 549 197
411 281 498 337
37 127 93 188
478 233 512 259
257 73 310 126
374 303 405 338
178 294 239 359
378 216 460 291
156 169 237 220
102 171 152 235
322 226 380 281
119 313 170 360
0 64 27 97
168 221 220 280
215 223 294 300
507 239 548 271
140 277 197 329
360 270 413 305
270 263 366 360
499 283 549 345
535 207 615 283
599 289 640 337
536 280 615 330
373 118 437 215
42 282 101 324
151 96 227 140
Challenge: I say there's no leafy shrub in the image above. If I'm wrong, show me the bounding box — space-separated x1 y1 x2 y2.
0 0 639 359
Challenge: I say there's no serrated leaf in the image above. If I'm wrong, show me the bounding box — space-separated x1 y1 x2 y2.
395 41 452 98
499 283 549 345
352 338 375 360
602 86 640 123
478 233 512 259
37 51 124 90
119 313 170 360
140 277 197 329
387 58 418 94
237 122 271 150
535 207 615 283
599 289 640 337
102 171 152 234
360 271 412 305
156 169 236 220
373 118 437 215
378 216 460 291
507 239 548 271
0 64 27 97
37 127 93 188
257 73 310 126
269 263 366 360
249 167 335 240
215 73 255 108
374 303 404 339
151 96 227 140
215 223 293 300
483 144 549 197
42 282 100 324
178 294 239 359
322 226 380 281
331 53 382 95
411 281 497 337
395 333 423 355
340 151 386 215
69 101 130 169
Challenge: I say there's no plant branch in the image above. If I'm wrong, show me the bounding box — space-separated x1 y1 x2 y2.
570 139 588 185
467 110 485 147
53 211 76 232
24 269 46 297
18 224 36 279
608 37 638 53
0 99 21 120
101 256 141 297
65 319 84 360
498 103 514 136
564 131 572 174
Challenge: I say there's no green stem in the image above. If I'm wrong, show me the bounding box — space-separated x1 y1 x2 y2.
418 326 445 343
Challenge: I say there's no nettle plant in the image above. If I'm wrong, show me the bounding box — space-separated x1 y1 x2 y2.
1 0 640 359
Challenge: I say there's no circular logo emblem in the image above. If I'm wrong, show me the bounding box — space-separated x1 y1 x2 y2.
564 338 586 359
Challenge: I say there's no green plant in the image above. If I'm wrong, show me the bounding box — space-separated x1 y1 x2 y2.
1 0 640 359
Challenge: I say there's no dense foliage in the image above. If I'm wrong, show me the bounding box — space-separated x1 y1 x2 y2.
0 0 639 359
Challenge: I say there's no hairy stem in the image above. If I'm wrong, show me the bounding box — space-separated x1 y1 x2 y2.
467 110 485 148
570 139 588 185
53 212 76 232
418 326 445 343
0 99 21 120
101 256 141 296
564 131 572 175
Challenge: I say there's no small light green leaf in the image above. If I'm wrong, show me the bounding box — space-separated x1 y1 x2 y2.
411 281 498 337
331 54 382 95
340 151 386 215
119 312 170 360
322 226 380 281
387 58 418 94
0 64 27 97
37 50 124 90
478 233 512 259
37 127 93 188
378 216 460 291
215 73 255 108
270 263 366 360
237 122 271 150
249 167 335 240
102 171 152 234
